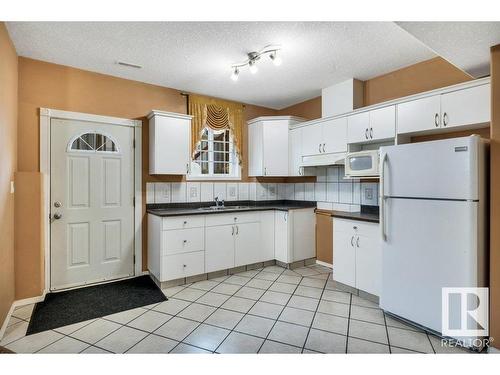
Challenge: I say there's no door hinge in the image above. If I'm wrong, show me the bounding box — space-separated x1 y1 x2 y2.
133 196 136 206
133 139 136 148
133 254 136 264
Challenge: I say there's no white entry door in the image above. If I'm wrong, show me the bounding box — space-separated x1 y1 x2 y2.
50 118 135 290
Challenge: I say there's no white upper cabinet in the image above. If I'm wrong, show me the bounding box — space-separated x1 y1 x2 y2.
440 84 490 129
301 122 324 156
397 82 490 135
397 95 443 135
248 116 304 177
289 127 303 176
347 105 395 144
148 111 192 175
322 117 348 153
301 117 347 156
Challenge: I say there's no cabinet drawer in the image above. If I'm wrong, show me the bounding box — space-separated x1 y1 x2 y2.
205 211 261 226
162 251 205 281
162 215 205 230
333 218 379 237
162 228 204 255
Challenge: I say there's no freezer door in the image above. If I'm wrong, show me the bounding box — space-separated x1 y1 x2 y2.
380 198 483 336
380 136 482 200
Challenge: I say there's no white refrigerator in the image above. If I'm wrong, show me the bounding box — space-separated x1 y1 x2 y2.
379 135 488 347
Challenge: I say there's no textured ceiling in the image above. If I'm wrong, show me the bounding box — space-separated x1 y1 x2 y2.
396 22 500 78
6 22 439 109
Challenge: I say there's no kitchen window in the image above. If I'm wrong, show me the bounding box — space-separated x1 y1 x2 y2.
189 127 240 180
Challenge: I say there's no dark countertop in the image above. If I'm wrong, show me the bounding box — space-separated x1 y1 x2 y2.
147 200 317 217
317 206 380 223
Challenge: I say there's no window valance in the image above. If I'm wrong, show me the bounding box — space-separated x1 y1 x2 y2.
188 94 243 163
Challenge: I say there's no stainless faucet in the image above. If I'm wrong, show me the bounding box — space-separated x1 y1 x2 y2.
214 197 225 208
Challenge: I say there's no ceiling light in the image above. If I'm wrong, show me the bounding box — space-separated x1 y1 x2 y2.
249 60 258 74
270 51 282 66
230 67 239 81
229 45 281 80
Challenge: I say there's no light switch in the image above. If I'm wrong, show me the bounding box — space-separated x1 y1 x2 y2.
10 181 15 194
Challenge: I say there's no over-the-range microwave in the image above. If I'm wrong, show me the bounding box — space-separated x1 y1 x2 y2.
344 149 379 178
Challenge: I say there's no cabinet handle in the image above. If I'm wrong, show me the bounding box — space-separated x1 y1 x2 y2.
186 163 189 174
264 167 267 175
183 264 186 268
318 143 322 153
434 113 439 127
236 225 239 235
370 127 373 139
356 237 360 248
350 235 354 247
183 240 187 244
298 167 302 176
284 212 287 222
365 128 369 139
322 143 326 153
443 112 448 127
183 221 187 225
232 226 234 235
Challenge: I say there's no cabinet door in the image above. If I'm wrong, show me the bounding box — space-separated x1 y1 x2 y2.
301 123 323 156
263 121 289 176
205 225 235 273
289 127 303 176
150 116 190 175
369 106 395 141
291 209 316 262
274 211 290 263
260 211 275 262
397 95 441 135
332 226 356 287
248 122 263 176
441 84 490 129
347 112 370 144
322 117 347 153
355 234 381 296
234 222 262 267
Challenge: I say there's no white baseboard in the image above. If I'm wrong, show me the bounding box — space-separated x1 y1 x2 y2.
315 260 333 268
0 292 46 341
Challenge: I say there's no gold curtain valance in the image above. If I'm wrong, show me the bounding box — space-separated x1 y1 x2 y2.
188 94 243 163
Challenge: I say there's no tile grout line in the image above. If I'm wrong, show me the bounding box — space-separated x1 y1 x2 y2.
212 266 289 353
255 269 309 353
300 271 330 353
383 311 392 354
344 293 353 353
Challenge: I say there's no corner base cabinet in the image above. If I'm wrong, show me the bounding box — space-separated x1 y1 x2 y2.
148 110 193 175
332 218 381 296
274 208 316 264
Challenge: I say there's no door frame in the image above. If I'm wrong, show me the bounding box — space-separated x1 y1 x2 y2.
40 108 143 292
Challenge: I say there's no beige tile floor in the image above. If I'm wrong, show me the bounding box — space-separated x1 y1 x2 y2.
0 264 471 354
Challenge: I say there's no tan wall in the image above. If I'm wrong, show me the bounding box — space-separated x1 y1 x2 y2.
278 57 473 120
278 96 322 120
0 23 18 326
16 57 279 295
490 44 500 349
364 57 473 106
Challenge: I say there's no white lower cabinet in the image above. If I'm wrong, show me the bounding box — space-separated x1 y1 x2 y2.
333 218 381 296
205 224 235 273
274 208 316 264
148 209 299 282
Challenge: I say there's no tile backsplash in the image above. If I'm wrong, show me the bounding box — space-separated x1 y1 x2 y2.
146 166 379 212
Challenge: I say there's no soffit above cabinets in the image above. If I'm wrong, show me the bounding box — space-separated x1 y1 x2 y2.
6 21 436 109
396 22 500 78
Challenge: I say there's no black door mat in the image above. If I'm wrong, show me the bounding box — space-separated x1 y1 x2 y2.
26 276 167 335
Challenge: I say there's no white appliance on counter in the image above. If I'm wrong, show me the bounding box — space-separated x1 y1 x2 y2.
379 135 488 349
344 149 379 178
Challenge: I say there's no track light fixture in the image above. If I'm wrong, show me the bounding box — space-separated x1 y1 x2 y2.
230 45 281 80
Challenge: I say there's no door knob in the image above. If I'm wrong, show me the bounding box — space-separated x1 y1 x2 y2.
53 213 62 220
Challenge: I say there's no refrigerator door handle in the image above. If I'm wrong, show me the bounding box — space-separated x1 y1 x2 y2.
380 152 388 241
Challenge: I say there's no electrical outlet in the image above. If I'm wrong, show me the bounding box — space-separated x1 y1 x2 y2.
189 187 198 198
228 186 236 197
364 188 373 200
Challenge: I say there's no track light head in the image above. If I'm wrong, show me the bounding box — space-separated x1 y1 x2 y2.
270 51 282 66
230 67 239 81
